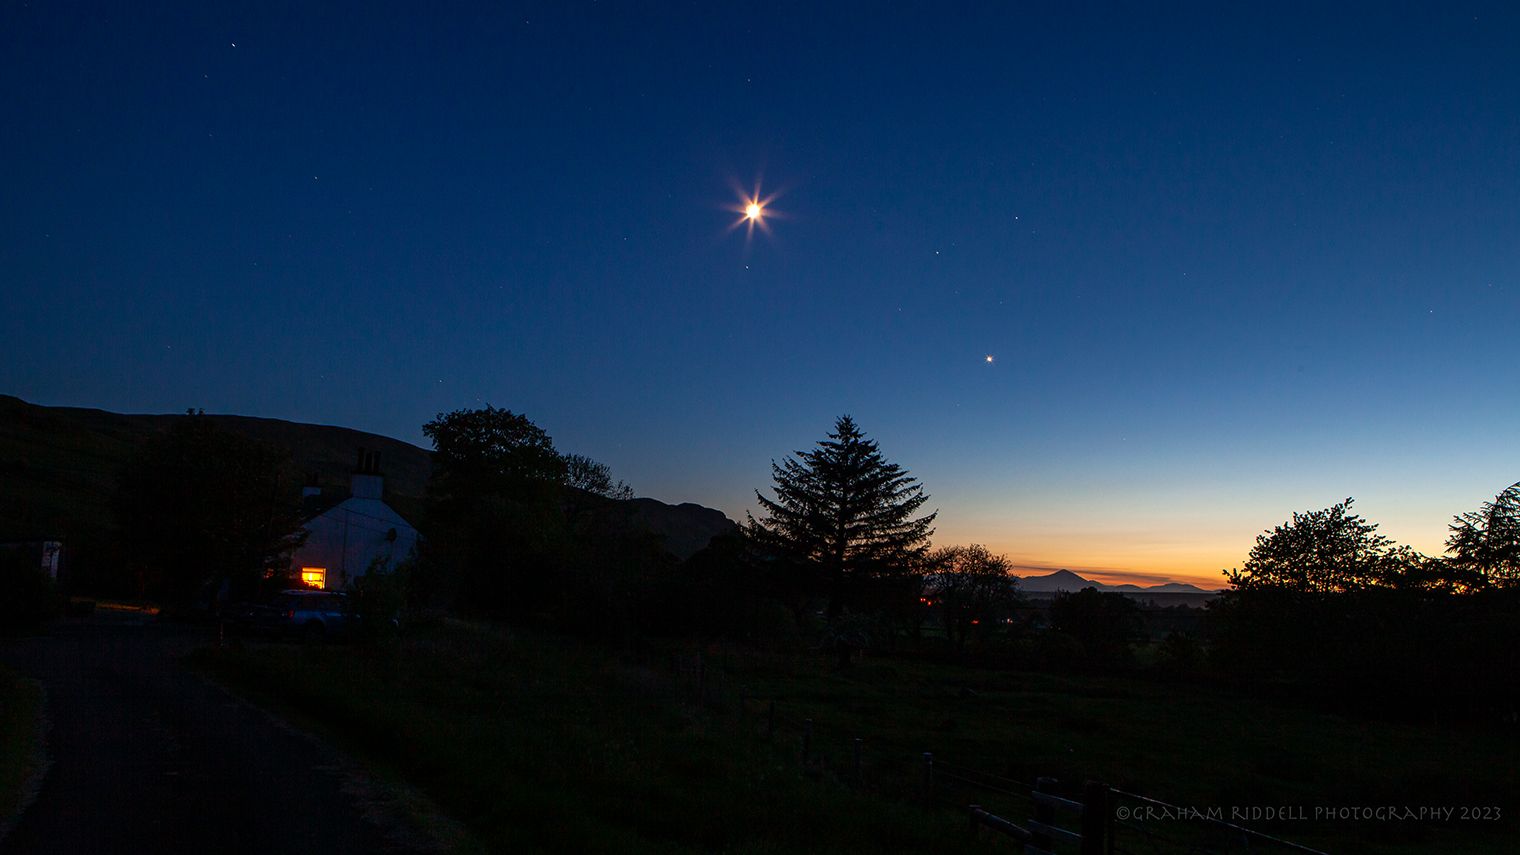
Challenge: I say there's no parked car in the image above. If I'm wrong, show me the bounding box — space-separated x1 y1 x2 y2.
227 590 352 641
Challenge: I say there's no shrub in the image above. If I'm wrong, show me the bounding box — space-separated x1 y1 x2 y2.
0 548 60 635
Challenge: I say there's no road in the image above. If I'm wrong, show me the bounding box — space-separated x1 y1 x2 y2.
1 612 424 854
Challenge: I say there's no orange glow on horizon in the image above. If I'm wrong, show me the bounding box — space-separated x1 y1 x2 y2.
927 528 1246 590
1081 569 1224 589
980 545 1231 589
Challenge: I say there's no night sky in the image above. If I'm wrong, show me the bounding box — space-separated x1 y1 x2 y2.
4 2 1518 586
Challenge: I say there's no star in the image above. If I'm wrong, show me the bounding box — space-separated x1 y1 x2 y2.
985 354 995 364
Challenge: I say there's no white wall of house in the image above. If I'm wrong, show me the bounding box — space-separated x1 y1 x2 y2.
288 472 418 590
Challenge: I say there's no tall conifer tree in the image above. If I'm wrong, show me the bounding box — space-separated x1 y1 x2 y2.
1446 482 1520 588
746 415 935 619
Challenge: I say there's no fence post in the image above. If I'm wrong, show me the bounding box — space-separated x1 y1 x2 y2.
766 701 776 741
1032 777 1057 851
802 718 813 765
1080 780 1109 855
921 752 935 800
852 737 863 785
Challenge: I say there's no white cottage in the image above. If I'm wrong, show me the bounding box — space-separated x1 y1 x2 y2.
288 449 418 590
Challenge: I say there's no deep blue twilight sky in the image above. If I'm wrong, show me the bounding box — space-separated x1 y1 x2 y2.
4 2 1517 585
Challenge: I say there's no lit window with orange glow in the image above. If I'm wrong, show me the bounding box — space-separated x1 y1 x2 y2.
300 567 327 589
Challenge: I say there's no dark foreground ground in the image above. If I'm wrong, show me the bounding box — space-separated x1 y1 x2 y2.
0 612 421 855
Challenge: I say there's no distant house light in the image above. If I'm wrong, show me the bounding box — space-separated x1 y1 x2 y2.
300 567 327 589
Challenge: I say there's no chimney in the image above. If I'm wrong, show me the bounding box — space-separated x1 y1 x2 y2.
350 447 384 499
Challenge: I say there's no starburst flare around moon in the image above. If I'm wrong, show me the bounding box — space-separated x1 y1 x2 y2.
728 180 783 243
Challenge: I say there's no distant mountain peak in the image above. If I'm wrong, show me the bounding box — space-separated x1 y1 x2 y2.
1015 568 1216 594
1018 569 1098 592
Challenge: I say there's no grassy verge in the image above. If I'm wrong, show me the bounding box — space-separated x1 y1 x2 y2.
728 650 1518 854
0 665 45 826
192 624 1001 854
194 626 1516 854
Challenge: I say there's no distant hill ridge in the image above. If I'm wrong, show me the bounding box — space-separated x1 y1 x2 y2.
0 395 734 561
1016 567 1218 594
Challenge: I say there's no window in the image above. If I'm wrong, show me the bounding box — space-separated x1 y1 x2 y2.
300 567 327 589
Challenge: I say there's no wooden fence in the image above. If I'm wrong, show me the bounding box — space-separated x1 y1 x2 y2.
756 696 1330 855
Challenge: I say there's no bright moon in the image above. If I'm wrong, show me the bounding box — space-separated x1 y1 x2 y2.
729 182 778 240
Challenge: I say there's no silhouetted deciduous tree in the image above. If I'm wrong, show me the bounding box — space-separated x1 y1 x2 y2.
1224 498 1410 593
563 453 634 500
421 406 569 616
1446 482 1520 589
745 416 935 623
1048 587 1144 666
423 405 568 497
925 544 1021 652
115 414 305 603
1207 492 1520 717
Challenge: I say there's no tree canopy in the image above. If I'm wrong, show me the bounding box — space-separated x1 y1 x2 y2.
1224 498 1409 593
115 414 305 602
745 415 935 619
422 405 567 500
418 405 643 620
1445 481 1520 588
420 407 568 616
924 544 1021 651
563 453 634 500
1048 586 1145 664
1209 491 1520 716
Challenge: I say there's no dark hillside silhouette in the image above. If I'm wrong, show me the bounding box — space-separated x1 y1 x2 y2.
0 394 432 541
613 498 737 561
0 395 434 594
415 405 737 628
0 395 736 601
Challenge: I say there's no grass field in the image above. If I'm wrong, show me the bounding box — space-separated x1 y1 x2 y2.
193 623 1002 854
0 665 44 828
195 625 1517 854
729 651 1517 853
